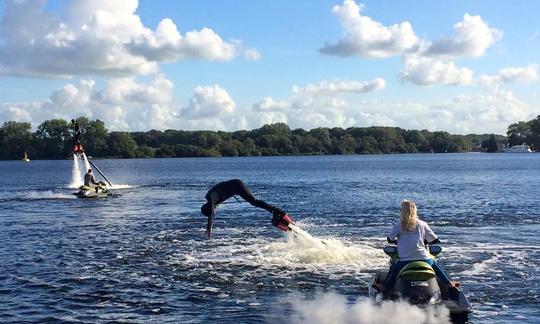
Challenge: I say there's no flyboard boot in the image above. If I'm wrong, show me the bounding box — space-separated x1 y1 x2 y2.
272 209 294 231
73 144 85 155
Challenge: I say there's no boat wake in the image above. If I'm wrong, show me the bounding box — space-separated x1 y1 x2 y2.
0 190 76 201
109 184 134 189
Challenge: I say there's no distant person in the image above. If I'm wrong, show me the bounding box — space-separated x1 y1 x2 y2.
376 199 457 295
71 119 83 154
200 179 292 238
84 169 99 187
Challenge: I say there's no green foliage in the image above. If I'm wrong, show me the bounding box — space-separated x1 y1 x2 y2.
2 116 539 159
0 121 32 159
506 114 540 151
482 134 499 153
35 119 71 158
107 132 138 158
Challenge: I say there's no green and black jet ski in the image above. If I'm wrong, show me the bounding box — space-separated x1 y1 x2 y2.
369 245 472 323
74 182 112 199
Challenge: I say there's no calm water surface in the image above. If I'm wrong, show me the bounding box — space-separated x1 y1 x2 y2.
0 154 539 323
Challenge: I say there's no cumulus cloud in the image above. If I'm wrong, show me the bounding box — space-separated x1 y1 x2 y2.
180 85 236 119
0 0 251 78
423 14 503 59
250 78 387 129
398 14 503 86
246 76 534 134
292 78 386 95
252 97 291 112
479 64 539 85
320 0 419 58
0 75 178 130
320 2 507 87
400 55 474 86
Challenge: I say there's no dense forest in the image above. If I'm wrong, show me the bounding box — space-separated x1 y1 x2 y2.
1 115 538 160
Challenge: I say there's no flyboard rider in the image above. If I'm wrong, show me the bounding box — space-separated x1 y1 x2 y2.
71 119 84 154
201 179 293 238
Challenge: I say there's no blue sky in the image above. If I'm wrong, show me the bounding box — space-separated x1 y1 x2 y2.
0 0 539 134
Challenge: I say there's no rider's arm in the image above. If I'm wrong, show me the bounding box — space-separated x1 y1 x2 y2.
387 223 400 244
424 222 438 243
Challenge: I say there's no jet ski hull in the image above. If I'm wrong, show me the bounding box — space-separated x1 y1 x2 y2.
74 185 112 199
369 247 472 323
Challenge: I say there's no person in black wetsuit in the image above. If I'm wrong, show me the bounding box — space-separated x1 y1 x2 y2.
201 179 292 238
71 119 84 154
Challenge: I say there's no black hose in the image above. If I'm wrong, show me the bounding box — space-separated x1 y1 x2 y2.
87 159 113 187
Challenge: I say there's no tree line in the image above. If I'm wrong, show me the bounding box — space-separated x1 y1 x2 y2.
1 115 538 160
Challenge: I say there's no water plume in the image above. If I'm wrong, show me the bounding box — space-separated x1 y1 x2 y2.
69 154 83 188
82 153 91 173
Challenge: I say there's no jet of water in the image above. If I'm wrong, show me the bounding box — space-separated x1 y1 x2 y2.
69 154 83 188
82 153 91 173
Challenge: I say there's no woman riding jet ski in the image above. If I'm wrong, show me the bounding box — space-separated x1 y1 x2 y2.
369 200 472 322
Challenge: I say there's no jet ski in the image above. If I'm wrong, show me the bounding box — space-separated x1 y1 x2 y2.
74 181 112 198
369 245 472 323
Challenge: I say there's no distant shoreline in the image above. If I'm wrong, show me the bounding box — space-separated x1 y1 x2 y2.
3 151 537 161
3 118 520 160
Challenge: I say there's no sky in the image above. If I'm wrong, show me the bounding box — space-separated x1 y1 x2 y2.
0 0 539 134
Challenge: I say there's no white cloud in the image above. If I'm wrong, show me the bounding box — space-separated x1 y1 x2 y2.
479 64 539 85
400 55 474 86
320 0 419 58
292 78 385 95
0 0 250 78
0 75 178 130
399 14 502 86
0 76 535 134
423 14 503 59
252 97 291 112
180 85 236 119
243 48 262 61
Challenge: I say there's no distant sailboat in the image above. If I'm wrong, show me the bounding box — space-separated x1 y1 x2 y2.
22 152 30 162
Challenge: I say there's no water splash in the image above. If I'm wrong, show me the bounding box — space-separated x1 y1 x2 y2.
260 228 386 267
82 153 91 173
292 292 450 324
68 155 83 188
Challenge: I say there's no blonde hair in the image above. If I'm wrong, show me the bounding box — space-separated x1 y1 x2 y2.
400 199 418 232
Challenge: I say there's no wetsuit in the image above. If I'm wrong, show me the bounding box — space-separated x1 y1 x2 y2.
201 179 286 236
73 122 81 146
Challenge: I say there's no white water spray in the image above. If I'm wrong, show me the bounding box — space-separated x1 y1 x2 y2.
82 153 91 173
69 154 83 188
292 292 450 324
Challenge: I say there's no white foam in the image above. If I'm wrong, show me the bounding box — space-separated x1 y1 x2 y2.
262 232 386 268
181 226 387 275
292 292 451 324
109 184 134 189
26 191 75 199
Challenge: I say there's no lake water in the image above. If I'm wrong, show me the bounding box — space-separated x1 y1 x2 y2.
1 154 539 323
